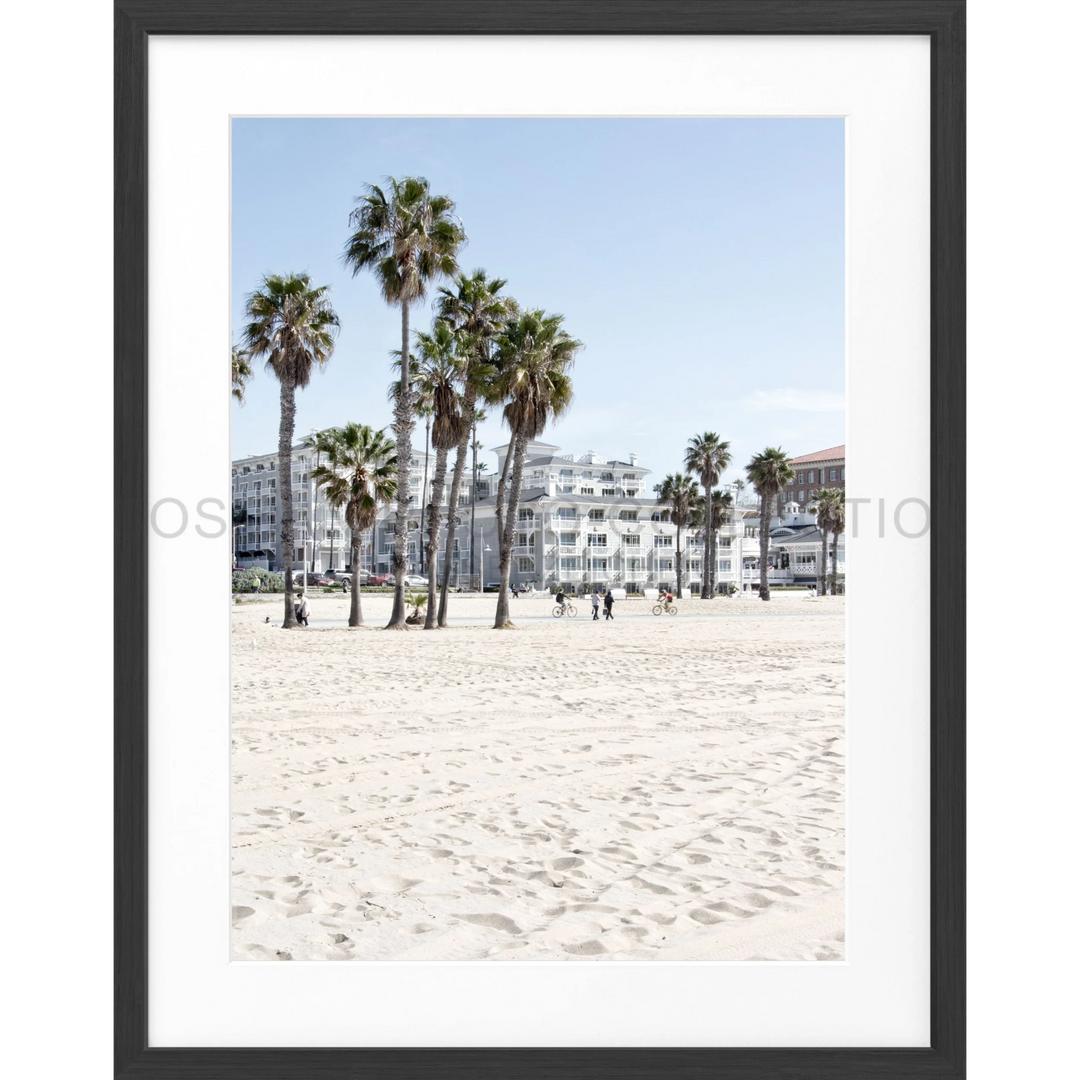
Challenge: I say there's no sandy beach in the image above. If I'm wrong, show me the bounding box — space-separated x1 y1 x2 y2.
231 591 845 961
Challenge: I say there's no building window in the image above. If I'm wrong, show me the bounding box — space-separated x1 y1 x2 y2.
797 472 805 484
718 560 731 572
622 535 641 548
559 532 578 546
830 468 837 481
589 509 605 521
808 470 816 483
581 471 593 480
559 557 579 571
580 486 594 495
600 472 614 482
559 468 573 478
841 467 845 480
658 559 673 572
517 557 534 573
798 490 805 502
618 510 638 521
602 488 617 497
787 477 794 486
654 535 673 547
587 534 607 547
651 510 670 522
556 508 576 520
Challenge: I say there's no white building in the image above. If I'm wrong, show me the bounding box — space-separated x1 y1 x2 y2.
231 442 480 576
740 503 847 588
232 440 759 594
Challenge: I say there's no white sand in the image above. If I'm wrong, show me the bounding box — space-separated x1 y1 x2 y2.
231 591 845 961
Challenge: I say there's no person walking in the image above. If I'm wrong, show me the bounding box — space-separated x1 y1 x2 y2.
591 589 601 620
603 590 615 620
294 589 310 627
251 574 260 595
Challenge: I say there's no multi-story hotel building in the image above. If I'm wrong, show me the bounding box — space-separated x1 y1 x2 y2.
232 440 752 594
780 444 846 507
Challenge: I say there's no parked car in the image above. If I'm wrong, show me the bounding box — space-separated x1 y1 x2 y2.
400 574 429 588
366 573 394 587
293 571 331 587
325 569 354 583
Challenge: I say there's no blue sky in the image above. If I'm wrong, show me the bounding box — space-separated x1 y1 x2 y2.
231 118 844 485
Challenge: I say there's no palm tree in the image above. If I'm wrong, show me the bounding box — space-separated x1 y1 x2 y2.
492 310 581 628
685 433 732 599
406 320 467 628
311 424 396 627
243 273 339 627
828 493 846 594
654 473 697 599
692 488 734 594
434 270 515 624
416 396 433 573
231 345 252 404
468 410 488 588
744 447 795 601
813 488 842 596
343 176 466 628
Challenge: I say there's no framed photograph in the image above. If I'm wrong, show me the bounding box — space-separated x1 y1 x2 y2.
116 1 964 1076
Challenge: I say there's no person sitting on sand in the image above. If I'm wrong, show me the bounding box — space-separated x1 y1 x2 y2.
293 590 310 627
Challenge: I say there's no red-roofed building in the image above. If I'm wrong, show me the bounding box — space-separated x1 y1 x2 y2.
782 445 845 507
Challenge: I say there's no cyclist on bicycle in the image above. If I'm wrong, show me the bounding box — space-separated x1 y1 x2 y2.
555 589 567 613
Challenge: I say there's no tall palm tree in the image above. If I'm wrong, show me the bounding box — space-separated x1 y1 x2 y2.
405 321 467 628
685 433 732 599
385 363 433 574
243 273 339 627
434 270 515 624
343 176 466 628
692 488 734 594
468 409 488 588
828 493 846 594
813 488 842 596
231 345 252 404
654 473 697 599
311 424 397 627
745 447 795 602
492 310 581 628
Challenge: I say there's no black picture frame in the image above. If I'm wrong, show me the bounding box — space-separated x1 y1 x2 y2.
115 2 965 1076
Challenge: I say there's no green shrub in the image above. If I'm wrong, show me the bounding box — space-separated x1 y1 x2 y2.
232 568 285 593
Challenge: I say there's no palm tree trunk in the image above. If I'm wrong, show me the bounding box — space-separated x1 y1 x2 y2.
387 298 412 628
424 446 449 628
469 420 478 588
703 487 714 598
675 522 683 599
495 432 526 628
349 534 363 626
830 529 839 594
278 375 298 628
439 392 475 625
758 490 771 601
819 527 828 596
420 415 430 573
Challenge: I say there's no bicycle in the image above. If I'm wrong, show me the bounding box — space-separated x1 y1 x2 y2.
552 602 577 618
651 600 678 616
